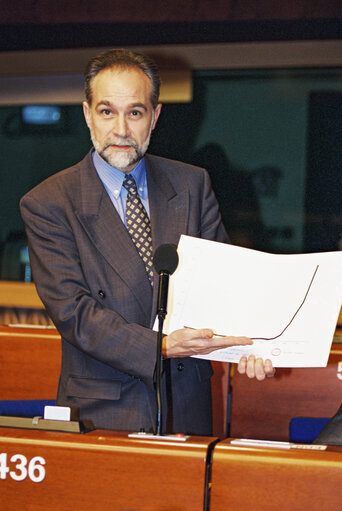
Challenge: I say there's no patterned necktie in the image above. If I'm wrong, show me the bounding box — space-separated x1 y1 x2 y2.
123 174 154 285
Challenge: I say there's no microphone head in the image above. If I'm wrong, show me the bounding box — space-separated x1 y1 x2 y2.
153 244 179 275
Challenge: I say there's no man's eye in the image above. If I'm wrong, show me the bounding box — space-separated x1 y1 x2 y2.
101 109 112 116
130 110 142 117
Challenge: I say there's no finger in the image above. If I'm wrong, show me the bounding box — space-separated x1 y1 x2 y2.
255 357 267 381
184 328 252 345
211 336 253 350
265 358 276 377
184 328 252 349
246 355 256 378
237 356 247 374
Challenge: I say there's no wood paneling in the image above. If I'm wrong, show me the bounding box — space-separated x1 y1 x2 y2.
211 439 342 511
0 325 60 399
0 281 44 308
0 426 342 511
0 428 216 511
211 361 230 439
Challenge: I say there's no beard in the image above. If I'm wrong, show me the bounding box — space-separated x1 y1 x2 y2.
89 116 154 172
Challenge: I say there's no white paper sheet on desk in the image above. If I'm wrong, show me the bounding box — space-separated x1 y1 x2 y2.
162 235 342 367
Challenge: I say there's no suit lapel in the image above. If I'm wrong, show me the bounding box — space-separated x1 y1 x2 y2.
145 155 189 325
146 155 188 249
75 153 153 318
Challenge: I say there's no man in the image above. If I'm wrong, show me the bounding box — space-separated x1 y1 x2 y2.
20 49 274 435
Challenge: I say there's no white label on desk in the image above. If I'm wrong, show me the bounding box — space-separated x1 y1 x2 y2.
44 405 71 421
230 439 327 450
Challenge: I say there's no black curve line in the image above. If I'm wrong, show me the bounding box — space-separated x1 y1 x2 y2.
251 264 319 341
184 264 320 342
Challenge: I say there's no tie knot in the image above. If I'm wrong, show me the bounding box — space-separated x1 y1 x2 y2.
123 174 138 196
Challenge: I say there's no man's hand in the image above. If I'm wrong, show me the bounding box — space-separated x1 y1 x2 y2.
163 328 276 381
237 355 275 380
163 328 253 358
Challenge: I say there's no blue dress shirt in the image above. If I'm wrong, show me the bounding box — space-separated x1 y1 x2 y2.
92 150 150 226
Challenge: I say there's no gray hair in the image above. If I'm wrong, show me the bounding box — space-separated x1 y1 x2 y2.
84 48 161 109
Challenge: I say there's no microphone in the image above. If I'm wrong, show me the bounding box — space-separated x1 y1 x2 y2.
153 244 178 435
153 244 179 319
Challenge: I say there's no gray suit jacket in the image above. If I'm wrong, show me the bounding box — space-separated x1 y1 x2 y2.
20 151 229 434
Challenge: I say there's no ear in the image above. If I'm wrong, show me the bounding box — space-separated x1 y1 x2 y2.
152 103 162 130
83 101 91 128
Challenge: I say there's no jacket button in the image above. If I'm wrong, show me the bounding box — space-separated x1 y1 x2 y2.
98 290 105 298
177 362 184 372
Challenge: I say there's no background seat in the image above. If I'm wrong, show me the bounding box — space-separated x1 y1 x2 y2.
289 417 330 443
0 399 56 418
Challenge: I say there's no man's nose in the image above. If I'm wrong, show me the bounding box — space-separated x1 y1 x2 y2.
112 114 129 137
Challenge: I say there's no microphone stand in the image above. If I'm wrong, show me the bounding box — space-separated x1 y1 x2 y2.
155 314 164 435
129 244 180 441
155 270 169 436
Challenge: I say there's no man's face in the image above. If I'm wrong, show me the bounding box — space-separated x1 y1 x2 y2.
83 67 162 172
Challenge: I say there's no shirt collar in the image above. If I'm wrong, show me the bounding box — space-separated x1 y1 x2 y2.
93 150 147 200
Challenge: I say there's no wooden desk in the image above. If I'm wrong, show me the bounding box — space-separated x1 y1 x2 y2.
0 282 44 309
230 343 342 441
0 428 216 511
0 325 60 399
210 438 342 511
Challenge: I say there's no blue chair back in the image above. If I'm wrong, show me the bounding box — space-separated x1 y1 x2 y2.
0 400 56 418
289 417 330 443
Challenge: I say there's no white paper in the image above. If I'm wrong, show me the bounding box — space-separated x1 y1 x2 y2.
163 235 342 367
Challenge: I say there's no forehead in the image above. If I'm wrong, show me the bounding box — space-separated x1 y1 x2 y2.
90 67 153 106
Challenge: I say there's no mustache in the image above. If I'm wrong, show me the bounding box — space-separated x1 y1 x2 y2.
103 137 138 151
